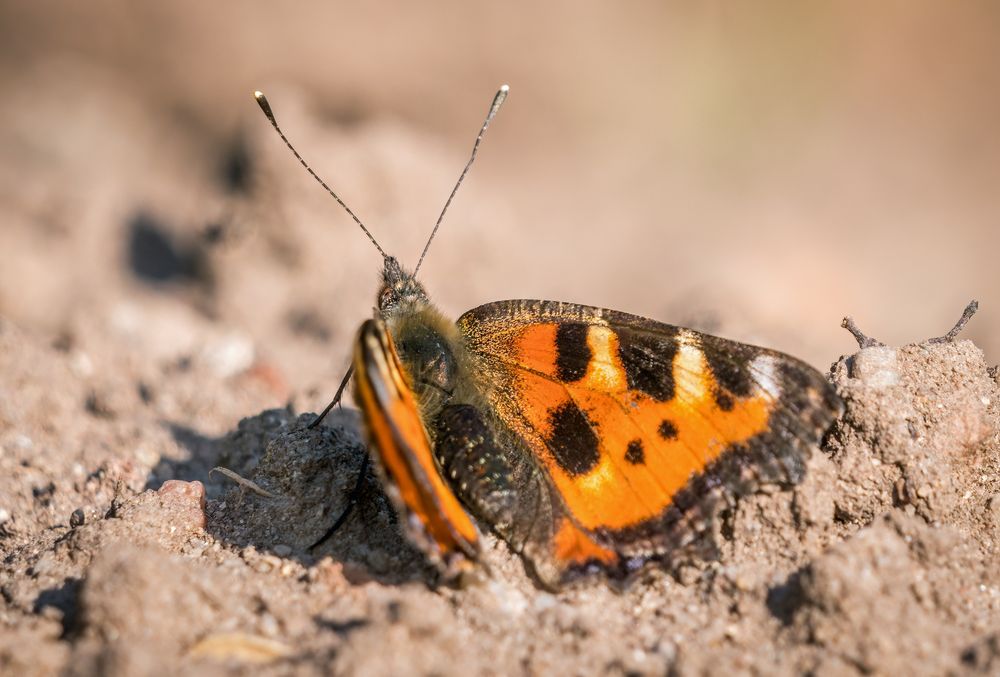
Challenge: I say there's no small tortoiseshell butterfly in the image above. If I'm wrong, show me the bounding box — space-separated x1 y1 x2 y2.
254 86 842 588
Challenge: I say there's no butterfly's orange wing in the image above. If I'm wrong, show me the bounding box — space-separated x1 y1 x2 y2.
353 318 480 570
456 300 840 583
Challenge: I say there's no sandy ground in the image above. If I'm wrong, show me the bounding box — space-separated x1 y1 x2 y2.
2 3 999 675
2 300 999 675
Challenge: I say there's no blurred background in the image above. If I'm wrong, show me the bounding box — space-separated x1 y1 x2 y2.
1 1 997 416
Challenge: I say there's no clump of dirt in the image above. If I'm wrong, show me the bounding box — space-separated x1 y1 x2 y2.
2 308 998 674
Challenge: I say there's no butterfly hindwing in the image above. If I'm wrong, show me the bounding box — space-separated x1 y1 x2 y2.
455 300 841 580
433 402 617 587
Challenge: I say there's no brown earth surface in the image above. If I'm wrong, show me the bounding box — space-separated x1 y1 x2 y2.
2 3 999 675
2 303 999 675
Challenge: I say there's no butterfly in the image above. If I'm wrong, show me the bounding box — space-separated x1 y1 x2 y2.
254 86 842 588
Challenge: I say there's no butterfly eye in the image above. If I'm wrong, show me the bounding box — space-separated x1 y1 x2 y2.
378 287 395 309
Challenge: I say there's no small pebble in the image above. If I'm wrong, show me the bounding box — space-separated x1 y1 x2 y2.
158 480 208 529
273 544 292 557
30 553 57 578
70 351 94 377
677 565 701 586
159 479 207 506
260 613 279 637
849 347 900 387
134 445 160 467
201 332 255 378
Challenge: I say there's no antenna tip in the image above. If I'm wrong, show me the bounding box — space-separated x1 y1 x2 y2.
490 85 509 113
253 90 276 123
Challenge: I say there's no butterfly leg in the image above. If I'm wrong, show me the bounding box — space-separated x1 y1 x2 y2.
308 364 355 429
309 452 370 550
306 363 364 549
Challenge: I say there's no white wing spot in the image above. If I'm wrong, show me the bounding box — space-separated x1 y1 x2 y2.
751 354 782 398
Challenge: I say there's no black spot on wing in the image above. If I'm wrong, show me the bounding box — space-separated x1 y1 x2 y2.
546 401 601 476
625 439 645 465
658 419 678 440
715 391 734 411
617 328 679 401
555 323 591 382
702 340 756 399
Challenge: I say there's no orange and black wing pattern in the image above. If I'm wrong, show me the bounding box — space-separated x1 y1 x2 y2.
454 300 841 586
353 318 480 571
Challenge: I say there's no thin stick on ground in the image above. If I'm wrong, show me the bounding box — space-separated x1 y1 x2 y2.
842 300 980 349
928 300 979 343
209 467 280 498
841 316 886 349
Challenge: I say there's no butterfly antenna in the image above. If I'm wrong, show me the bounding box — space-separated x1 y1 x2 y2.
253 91 387 259
413 84 509 275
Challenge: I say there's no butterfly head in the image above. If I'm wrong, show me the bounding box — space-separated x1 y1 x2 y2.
377 256 429 316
